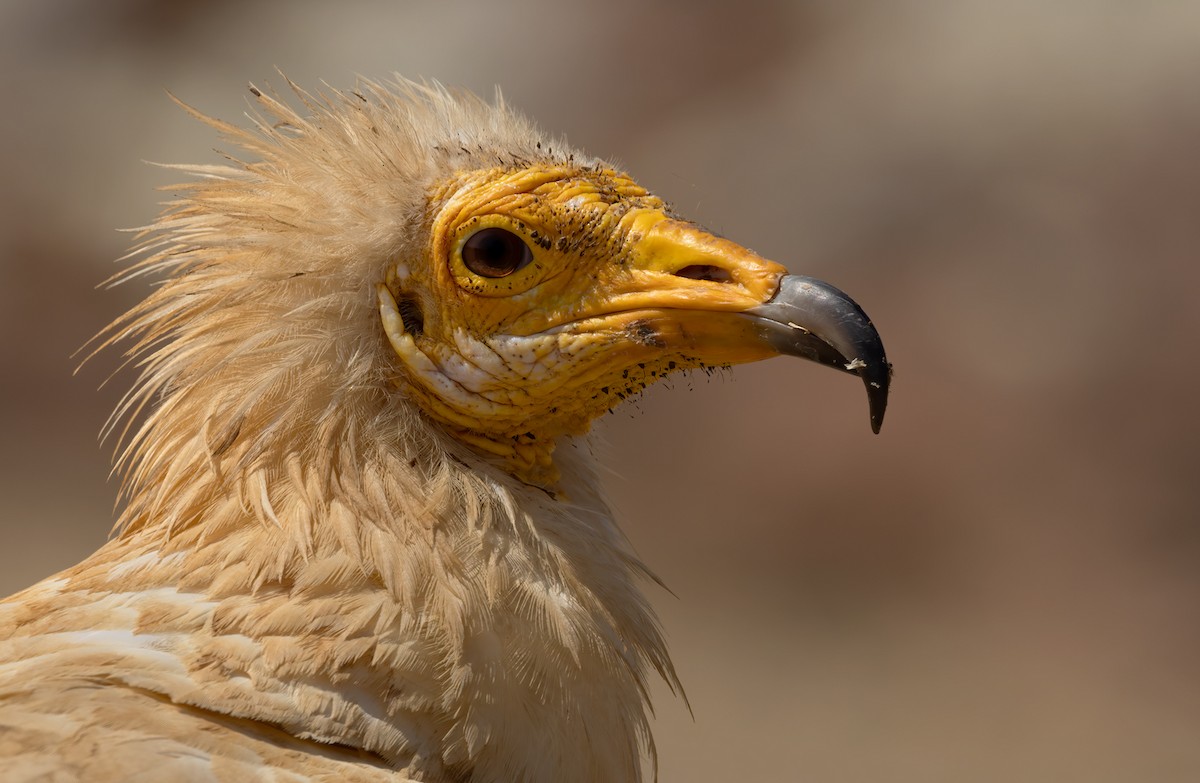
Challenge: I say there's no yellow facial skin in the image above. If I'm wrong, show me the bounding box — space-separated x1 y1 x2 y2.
378 165 787 487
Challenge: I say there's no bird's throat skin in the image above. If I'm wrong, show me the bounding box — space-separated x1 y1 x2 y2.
379 164 890 488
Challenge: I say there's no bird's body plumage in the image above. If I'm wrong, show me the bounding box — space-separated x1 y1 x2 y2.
0 443 662 781
0 78 889 781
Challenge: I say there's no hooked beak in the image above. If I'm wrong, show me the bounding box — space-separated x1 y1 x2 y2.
588 215 893 434
743 275 891 433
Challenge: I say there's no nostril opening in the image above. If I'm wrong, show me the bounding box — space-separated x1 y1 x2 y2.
674 264 733 283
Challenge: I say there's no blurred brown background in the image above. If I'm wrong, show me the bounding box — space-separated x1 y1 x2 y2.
2 1 1198 780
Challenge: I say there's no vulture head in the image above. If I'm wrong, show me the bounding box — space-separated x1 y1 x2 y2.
5 78 889 782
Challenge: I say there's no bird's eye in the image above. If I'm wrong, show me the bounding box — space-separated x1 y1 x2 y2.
461 227 534 278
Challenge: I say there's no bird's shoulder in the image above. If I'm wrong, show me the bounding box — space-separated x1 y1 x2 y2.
0 562 422 783
0 673 406 783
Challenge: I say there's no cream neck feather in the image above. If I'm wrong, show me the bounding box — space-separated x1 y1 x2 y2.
40 79 679 781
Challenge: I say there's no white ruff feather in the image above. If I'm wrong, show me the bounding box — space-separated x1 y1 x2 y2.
0 78 679 782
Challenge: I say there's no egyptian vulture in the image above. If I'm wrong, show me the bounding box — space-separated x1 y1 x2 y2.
0 78 889 782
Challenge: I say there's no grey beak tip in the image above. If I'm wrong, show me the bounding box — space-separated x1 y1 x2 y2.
747 274 891 434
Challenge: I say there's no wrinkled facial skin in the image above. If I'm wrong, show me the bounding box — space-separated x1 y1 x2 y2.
378 165 788 485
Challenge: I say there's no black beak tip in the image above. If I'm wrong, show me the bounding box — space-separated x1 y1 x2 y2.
862 360 892 435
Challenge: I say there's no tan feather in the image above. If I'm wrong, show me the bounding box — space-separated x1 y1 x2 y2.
0 74 890 782
2 78 674 783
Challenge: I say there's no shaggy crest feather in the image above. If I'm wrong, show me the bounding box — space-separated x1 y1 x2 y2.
1 73 892 782
0 77 678 782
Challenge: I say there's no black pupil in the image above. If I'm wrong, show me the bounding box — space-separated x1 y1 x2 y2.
462 228 533 278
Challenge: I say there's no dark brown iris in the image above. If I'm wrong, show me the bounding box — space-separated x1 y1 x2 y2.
461 227 534 278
